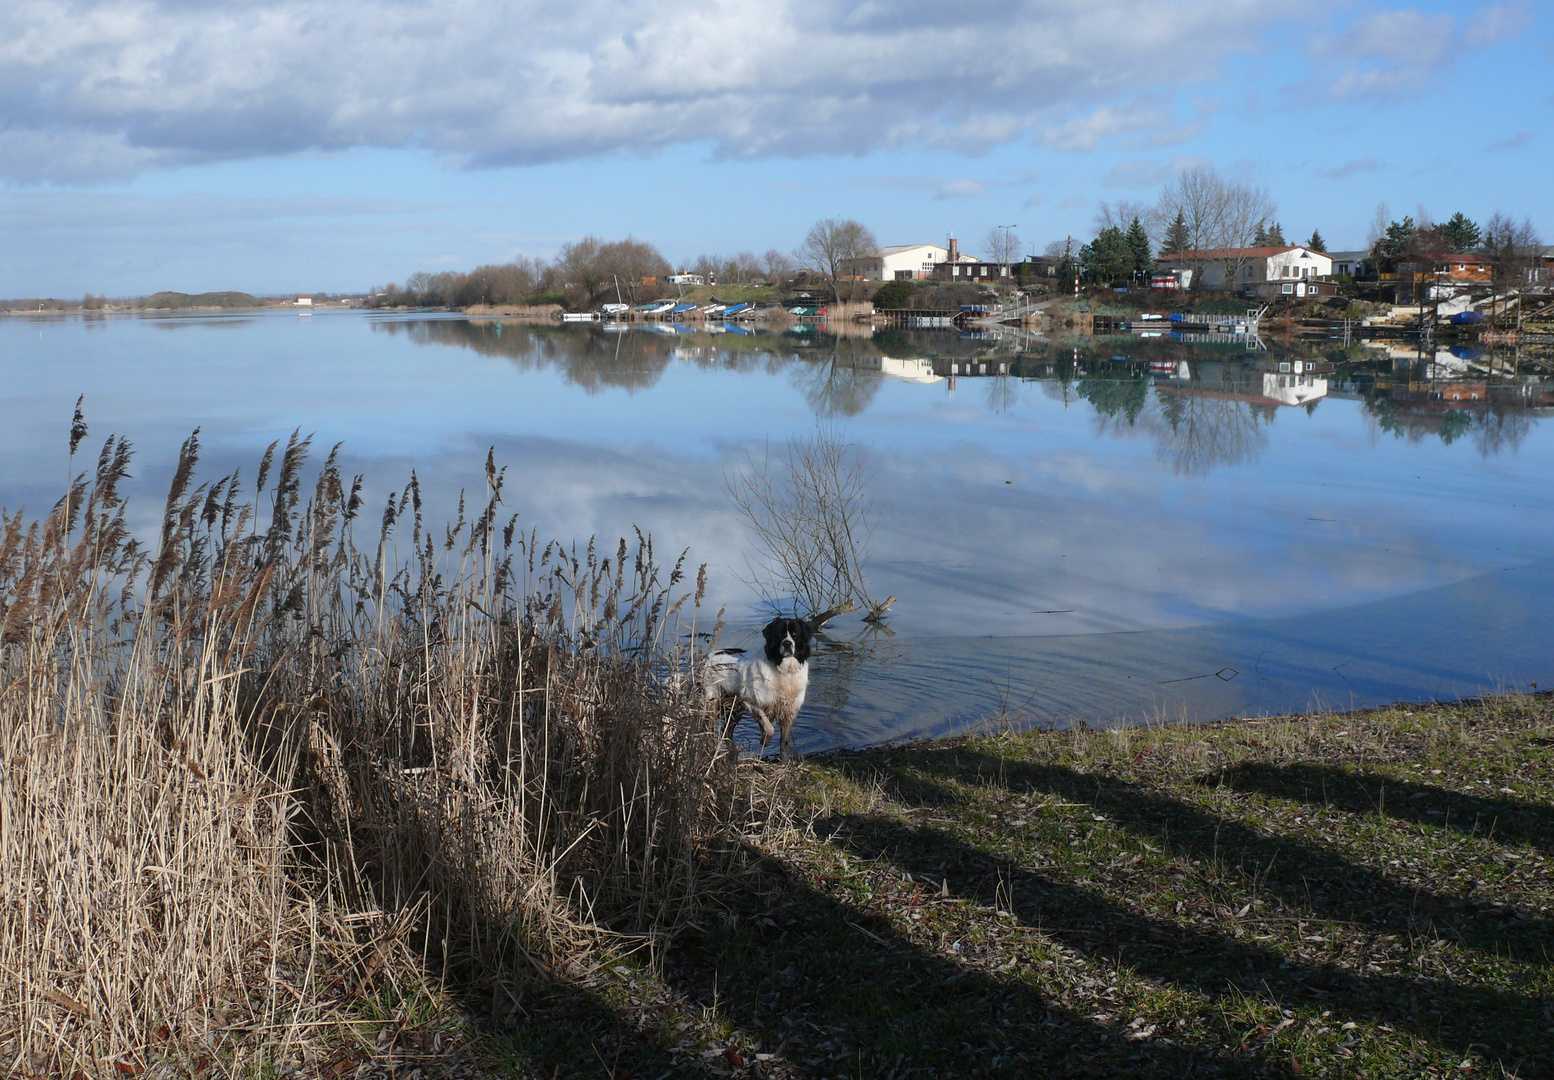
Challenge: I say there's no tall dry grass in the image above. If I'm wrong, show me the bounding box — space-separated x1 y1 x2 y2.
1 422 748 1075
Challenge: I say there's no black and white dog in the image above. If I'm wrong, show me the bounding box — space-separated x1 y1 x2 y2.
702 616 814 761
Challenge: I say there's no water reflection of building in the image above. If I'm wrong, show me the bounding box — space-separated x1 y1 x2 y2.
1259 370 1328 407
856 355 944 384
1156 359 1329 410
928 357 1013 377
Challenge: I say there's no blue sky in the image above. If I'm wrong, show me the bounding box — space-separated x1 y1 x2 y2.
2 0 1549 297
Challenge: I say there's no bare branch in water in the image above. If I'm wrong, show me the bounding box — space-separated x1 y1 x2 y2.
724 424 891 627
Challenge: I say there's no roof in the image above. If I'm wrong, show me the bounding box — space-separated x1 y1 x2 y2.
875 244 947 257
1157 245 1328 262
1327 250 1369 261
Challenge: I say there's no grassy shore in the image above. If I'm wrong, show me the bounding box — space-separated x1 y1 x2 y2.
284 693 1552 1080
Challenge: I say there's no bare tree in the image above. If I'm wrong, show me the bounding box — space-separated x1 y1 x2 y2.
762 248 796 282
1366 201 1391 265
724 426 892 626
1094 199 1157 245
1483 213 1542 325
556 236 671 305
1155 166 1275 290
798 218 879 306
983 225 1022 267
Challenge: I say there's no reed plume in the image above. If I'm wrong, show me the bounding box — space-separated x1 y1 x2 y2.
1 423 744 1076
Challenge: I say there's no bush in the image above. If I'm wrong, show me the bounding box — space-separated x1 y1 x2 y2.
872 280 921 310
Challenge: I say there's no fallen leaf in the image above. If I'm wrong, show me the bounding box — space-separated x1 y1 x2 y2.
40 987 91 1017
727 1044 745 1068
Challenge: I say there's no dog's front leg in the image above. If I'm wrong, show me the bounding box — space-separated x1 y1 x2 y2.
752 708 776 753
778 717 795 763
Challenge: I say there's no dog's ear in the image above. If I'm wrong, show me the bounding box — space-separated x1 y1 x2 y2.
762 619 783 647
791 618 813 660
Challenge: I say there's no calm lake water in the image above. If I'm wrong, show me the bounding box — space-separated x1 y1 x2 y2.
4 310 1552 750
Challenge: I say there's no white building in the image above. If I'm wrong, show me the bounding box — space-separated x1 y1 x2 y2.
667 273 706 286
1154 246 1333 291
1328 250 1369 278
295 294 313 307
859 242 977 280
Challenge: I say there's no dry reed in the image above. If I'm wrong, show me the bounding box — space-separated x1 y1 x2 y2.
1 424 750 1076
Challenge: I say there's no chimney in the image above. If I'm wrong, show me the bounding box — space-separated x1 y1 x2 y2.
948 235 959 263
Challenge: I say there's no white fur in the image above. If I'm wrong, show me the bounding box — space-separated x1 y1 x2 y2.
703 651 809 760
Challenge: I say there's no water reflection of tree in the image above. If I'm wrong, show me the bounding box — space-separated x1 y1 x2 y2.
790 338 884 418
1471 405 1533 456
375 320 794 394
1146 387 1272 476
1077 377 1149 430
1363 396 1537 456
983 375 1019 413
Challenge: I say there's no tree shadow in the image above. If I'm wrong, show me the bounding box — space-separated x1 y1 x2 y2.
894 750 1554 962
816 751 1551 1076
659 844 1284 1079
1210 760 1554 853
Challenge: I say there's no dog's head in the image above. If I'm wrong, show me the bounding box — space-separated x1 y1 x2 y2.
762 616 813 665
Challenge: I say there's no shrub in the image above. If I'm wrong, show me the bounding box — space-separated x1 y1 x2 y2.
872 280 921 310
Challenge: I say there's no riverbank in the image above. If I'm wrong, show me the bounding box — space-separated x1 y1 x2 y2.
265 693 1552 1079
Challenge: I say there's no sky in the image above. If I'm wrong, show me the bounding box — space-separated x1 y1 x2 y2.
2 0 1550 298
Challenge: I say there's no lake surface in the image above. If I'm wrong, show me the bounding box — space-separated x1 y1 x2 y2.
4 310 1552 751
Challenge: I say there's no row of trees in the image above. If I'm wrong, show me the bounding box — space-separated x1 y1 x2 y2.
1368 206 1540 290
376 239 675 309
373 238 811 310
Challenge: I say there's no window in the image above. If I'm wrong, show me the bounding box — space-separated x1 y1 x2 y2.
1281 283 1293 294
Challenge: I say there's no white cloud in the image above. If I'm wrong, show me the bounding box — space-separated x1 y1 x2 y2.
1314 3 1525 102
1103 154 1212 189
1041 102 1170 152
1487 131 1535 152
862 175 983 200
0 0 1276 182
934 179 983 200
1314 156 1385 180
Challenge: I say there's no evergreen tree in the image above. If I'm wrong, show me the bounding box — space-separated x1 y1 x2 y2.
1162 210 1190 256
1382 216 1417 262
1125 217 1152 278
1440 212 1481 253
1084 227 1133 283
1253 223 1268 247
1306 229 1326 253
1266 221 1286 246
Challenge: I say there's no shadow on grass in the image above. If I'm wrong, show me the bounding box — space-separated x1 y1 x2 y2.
846 750 1554 962
659 845 1282 1079
432 847 1278 1079
472 972 726 1080
1210 760 1554 852
818 749 1552 1077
